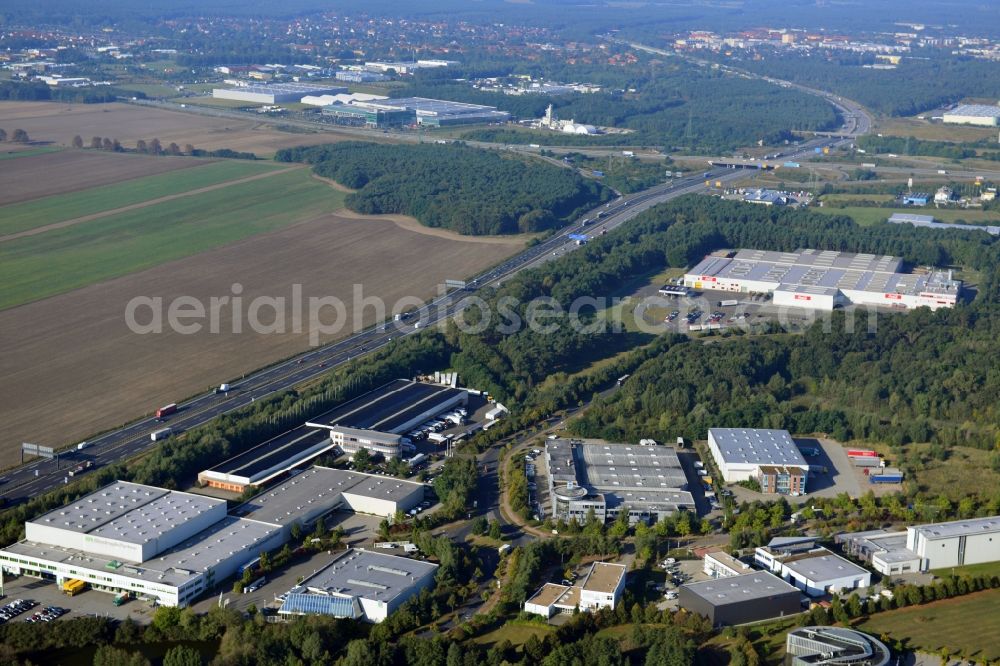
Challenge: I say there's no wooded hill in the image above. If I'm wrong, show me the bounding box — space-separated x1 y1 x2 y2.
275 142 611 235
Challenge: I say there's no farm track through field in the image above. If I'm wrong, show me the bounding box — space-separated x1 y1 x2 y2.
0 165 302 243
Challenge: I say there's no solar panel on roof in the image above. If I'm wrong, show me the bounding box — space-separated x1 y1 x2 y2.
280 593 357 617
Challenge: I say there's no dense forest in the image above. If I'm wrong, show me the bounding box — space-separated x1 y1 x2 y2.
732 52 1000 117
442 194 1000 457
275 142 611 235
402 63 838 153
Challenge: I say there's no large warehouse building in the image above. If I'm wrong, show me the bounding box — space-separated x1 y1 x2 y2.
678 572 801 626
0 482 285 607
277 548 437 623
212 83 348 104
0 467 426 608
198 429 333 493
942 103 1000 127
906 515 1000 570
707 428 810 494
378 97 510 126
684 249 961 311
235 465 425 534
306 380 468 459
546 439 694 525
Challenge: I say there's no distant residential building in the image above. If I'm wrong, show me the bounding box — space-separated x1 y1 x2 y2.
336 70 389 83
934 186 955 204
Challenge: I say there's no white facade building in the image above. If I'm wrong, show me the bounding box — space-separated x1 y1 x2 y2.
212 83 347 104
707 428 810 486
907 516 1000 570
523 561 626 617
0 482 285 607
685 249 961 311
579 562 627 610
755 546 871 597
0 469 426 609
942 104 1000 127
278 549 438 623
704 551 752 578
236 466 424 534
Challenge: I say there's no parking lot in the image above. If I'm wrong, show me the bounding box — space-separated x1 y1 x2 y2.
0 574 156 623
639 285 890 337
523 445 547 521
725 436 874 506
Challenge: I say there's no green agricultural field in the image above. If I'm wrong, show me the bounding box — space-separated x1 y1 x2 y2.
116 83 185 98
859 589 1000 661
0 159 281 236
815 205 1000 228
0 146 63 161
0 168 344 309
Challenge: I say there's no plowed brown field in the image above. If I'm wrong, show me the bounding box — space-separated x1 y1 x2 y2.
0 101 355 156
0 149 209 205
0 211 522 462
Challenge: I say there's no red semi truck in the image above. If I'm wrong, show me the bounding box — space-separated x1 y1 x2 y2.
155 403 178 418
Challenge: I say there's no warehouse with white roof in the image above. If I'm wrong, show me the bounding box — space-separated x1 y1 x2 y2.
0 482 284 607
235 465 425 533
0 467 426 609
684 249 961 311
212 82 347 104
278 548 437 623
942 104 1000 127
546 439 694 524
707 428 810 494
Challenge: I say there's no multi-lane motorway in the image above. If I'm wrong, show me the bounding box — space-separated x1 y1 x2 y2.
1 66 860 505
0 136 842 505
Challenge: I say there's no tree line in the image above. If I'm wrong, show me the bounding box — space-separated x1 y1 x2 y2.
275 141 611 235
0 80 144 104
731 51 1000 117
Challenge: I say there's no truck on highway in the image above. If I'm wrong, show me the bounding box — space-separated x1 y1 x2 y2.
215 383 231 394
76 441 90 451
68 461 94 477
155 403 177 418
151 427 173 442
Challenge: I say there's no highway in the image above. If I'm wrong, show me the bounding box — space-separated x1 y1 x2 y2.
0 134 844 505
2 55 866 506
